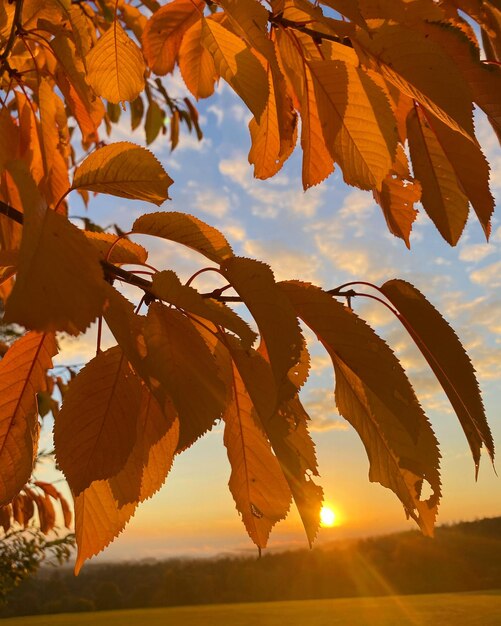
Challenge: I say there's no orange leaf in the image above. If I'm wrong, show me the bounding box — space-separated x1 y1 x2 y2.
72 142 173 206
54 346 143 496
0 332 57 506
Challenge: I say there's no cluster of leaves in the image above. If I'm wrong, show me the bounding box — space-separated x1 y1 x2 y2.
0 0 498 572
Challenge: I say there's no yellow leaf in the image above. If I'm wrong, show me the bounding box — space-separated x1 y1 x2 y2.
0 332 57 506
143 303 227 451
381 279 494 472
373 175 420 249
151 270 257 349
84 231 148 265
87 21 146 105
4 205 106 335
72 142 173 206
54 346 143 496
281 281 441 535
407 106 469 245
179 19 217 99
142 0 205 75
132 211 233 263
223 357 291 548
201 16 269 120
15 92 44 188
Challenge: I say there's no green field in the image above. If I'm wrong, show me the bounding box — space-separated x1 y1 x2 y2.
3 592 501 626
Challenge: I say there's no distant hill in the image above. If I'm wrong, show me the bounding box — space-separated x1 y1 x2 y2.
3 516 501 618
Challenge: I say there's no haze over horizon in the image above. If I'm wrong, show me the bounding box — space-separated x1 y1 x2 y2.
37 72 501 566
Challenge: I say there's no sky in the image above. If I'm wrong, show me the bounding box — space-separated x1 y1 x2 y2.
37 71 501 564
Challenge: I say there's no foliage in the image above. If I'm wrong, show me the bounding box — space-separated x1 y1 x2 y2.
0 0 498 572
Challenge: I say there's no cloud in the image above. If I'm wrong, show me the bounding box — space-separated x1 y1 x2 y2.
191 188 231 218
242 240 321 282
302 388 349 432
459 243 496 263
470 260 501 288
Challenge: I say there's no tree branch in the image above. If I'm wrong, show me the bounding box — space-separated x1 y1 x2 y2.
0 200 357 305
0 0 25 71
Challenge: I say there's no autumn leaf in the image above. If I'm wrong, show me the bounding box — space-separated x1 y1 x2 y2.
223 356 291 548
381 279 494 473
201 16 269 120
179 19 217 99
54 346 143 496
280 281 441 534
221 257 303 399
143 303 227 451
132 211 233 263
142 0 204 75
87 21 146 105
0 332 57 507
4 204 106 335
71 142 173 205
84 231 148 265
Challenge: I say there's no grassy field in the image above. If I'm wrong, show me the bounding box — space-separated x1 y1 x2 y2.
3 591 501 626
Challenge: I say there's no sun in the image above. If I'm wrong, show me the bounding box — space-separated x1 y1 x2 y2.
320 505 337 528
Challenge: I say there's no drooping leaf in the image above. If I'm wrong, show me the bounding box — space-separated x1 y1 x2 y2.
220 257 303 398
110 385 179 507
54 346 143 496
84 231 148 265
4 205 106 335
0 332 57 507
280 281 441 535
223 356 291 548
74 479 137 574
144 100 164 145
150 270 257 349
143 303 227 451
201 16 269 120
142 0 204 76
87 21 146 104
373 176 421 248
132 211 233 263
179 19 217 99
71 142 173 206
309 59 398 190
380 279 494 472
407 105 470 245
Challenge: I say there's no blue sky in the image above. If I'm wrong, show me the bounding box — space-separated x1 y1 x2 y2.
39 71 501 563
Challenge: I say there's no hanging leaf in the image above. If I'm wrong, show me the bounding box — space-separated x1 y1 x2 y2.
54 346 143 496
373 176 421 248
84 231 148 265
142 0 204 75
221 257 303 399
0 332 57 507
143 303 227 451
380 279 494 473
223 356 291 548
87 21 146 104
132 211 233 263
150 270 257 349
71 142 173 206
280 281 441 535
179 19 218 99
201 16 269 120
3 205 106 335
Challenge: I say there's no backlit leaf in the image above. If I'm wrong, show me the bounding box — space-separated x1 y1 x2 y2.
0 332 57 507
179 19 217 99
223 356 291 548
373 175 421 248
143 303 227 451
54 346 143 496
221 257 303 398
142 0 204 75
132 211 233 263
280 281 441 534
381 279 494 472
201 16 269 120
84 231 148 265
72 142 173 206
4 206 106 335
87 21 146 104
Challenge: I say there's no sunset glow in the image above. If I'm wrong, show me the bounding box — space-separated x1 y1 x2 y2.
320 506 337 528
